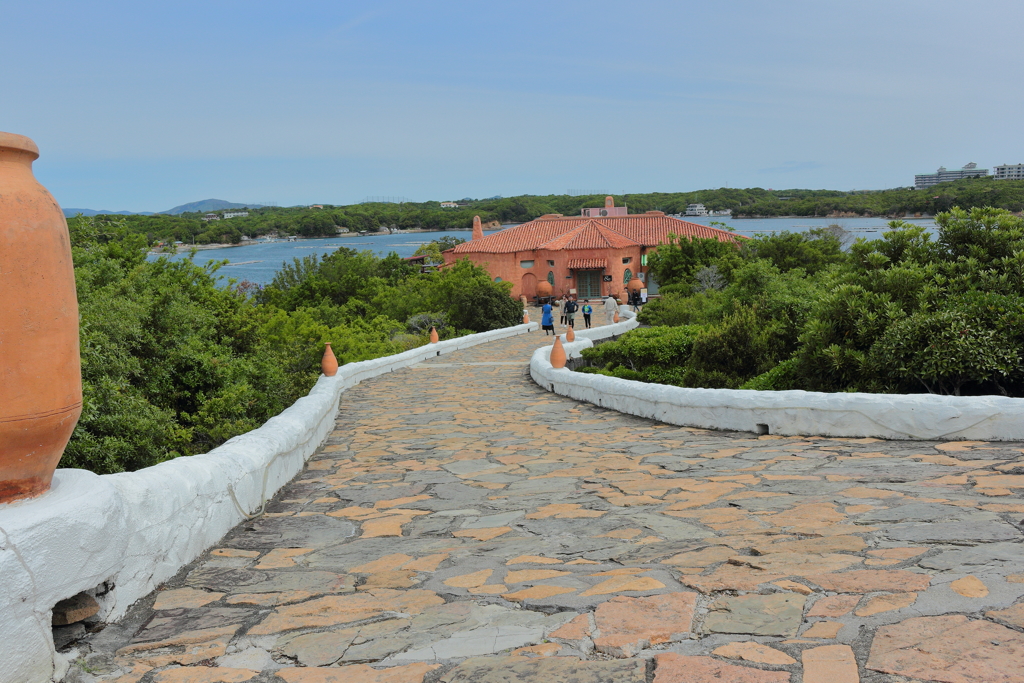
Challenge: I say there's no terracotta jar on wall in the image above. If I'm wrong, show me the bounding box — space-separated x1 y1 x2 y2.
0 132 82 503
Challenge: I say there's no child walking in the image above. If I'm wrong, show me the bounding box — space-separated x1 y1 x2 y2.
541 302 555 335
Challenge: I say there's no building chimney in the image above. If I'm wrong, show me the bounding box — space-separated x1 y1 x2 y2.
605 196 614 208
472 215 483 240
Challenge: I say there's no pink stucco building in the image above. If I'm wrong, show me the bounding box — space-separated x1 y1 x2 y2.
444 198 741 300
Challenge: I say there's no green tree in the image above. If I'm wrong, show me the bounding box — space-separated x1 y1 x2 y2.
647 235 744 288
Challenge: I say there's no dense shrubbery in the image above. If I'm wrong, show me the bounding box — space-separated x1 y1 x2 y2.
580 207 1024 397
64 219 521 474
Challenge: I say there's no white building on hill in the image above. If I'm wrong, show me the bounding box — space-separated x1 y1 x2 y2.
914 162 989 189
994 164 1024 181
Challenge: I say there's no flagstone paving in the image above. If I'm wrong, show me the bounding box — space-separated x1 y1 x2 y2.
69 322 1024 683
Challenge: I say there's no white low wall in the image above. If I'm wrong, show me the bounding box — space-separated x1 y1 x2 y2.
531 311 1024 441
0 322 538 683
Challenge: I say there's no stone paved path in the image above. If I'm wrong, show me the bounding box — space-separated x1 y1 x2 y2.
74 325 1024 683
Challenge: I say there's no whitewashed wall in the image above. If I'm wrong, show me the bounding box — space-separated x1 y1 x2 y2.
532 309 1024 441
0 322 538 683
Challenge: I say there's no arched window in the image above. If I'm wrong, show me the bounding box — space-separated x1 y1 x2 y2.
623 268 632 285
494 277 502 282
547 271 555 285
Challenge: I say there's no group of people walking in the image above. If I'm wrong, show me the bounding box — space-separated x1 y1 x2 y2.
539 294 621 335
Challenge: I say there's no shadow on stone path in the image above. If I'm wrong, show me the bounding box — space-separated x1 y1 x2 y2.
71 323 1024 683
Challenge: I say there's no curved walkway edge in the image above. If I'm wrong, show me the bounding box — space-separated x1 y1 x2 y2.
0 323 538 683
533 326 1024 441
36 311 1024 683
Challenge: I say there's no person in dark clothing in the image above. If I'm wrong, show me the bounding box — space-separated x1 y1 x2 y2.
564 297 578 328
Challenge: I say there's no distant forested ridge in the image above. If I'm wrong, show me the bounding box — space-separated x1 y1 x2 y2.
70 177 1024 247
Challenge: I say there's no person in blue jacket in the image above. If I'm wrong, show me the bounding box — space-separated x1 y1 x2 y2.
581 300 593 329
541 302 555 335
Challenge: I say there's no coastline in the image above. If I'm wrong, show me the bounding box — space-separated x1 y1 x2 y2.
728 213 936 220
146 226 516 256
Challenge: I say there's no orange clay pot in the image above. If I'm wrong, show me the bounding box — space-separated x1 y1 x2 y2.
565 326 575 342
0 132 82 503
613 310 620 323
627 275 644 292
536 280 552 298
429 326 439 343
321 342 339 376
522 312 530 325
550 336 567 369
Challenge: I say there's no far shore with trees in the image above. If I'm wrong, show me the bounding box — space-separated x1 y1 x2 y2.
73 176 1024 248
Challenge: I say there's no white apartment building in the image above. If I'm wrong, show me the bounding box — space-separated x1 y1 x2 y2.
223 211 249 219
914 162 989 189
685 203 709 216
994 164 1024 181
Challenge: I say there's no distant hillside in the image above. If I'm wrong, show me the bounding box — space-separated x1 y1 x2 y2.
63 208 153 217
163 199 261 215
62 198 259 217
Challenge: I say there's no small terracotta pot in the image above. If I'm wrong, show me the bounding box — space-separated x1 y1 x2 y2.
613 310 620 323
321 342 339 376
550 336 567 369
523 312 530 325
0 132 82 503
566 326 575 342
429 327 439 343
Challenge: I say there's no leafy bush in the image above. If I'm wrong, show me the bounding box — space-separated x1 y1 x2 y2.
583 207 1024 398
63 218 522 474
66 221 293 472
740 227 847 274
449 281 523 332
740 359 801 391
407 312 447 334
581 326 703 371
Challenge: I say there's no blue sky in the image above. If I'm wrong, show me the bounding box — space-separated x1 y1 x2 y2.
3 0 1022 211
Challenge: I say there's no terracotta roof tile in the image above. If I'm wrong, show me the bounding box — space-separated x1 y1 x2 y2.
539 221 641 251
567 258 608 270
451 214 741 254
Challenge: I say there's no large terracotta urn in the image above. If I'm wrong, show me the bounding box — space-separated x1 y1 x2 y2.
550 336 566 369
536 279 552 298
0 132 82 503
321 342 338 377
627 274 644 293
